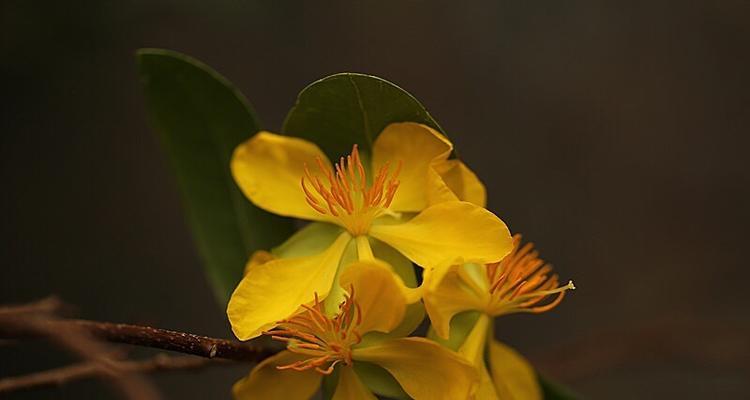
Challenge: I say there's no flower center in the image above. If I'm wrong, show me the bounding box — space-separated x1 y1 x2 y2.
301 144 401 235
485 235 575 316
266 289 363 375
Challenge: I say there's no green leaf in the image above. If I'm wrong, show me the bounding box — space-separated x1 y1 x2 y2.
539 375 580 400
282 73 443 161
136 48 294 306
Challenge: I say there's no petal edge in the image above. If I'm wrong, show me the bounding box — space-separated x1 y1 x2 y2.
369 201 513 269
232 131 332 221
228 232 351 340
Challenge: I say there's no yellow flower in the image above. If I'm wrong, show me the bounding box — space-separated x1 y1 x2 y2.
424 235 575 400
228 122 513 340
232 261 479 400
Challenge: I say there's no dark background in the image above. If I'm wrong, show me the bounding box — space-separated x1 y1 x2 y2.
2 1 749 398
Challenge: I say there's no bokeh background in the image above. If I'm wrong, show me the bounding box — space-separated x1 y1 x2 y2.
2 1 749 398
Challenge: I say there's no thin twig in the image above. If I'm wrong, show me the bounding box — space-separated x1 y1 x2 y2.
0 354 231 393
0 306 161 400
0 297 278 396
0 318 275 362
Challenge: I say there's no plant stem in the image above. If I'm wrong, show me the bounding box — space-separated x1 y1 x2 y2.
0 318 276 362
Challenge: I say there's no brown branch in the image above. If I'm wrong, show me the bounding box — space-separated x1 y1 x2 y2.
0 354 231 394
0 303 161 400
0 297 275 362
74 319 275 361
0 297 279 397
0 318 275 362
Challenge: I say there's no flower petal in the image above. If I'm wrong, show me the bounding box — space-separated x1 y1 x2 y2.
232 131 332 221
323 237 358 315
369 238 417 288
353 362 411 400
488 339 543 400
242 250 274 276
423 264 489 339
438 313 500 400
427 310 481 352
228 232 352 340
430 159 487 208
232 350 321 400
458 313 491 366
476 361 501 400
369 201 513 269
332 367 378 400
340 260 408 335
352 337 478 400
359 302 425 348
272 222 344 258
372 122 452 212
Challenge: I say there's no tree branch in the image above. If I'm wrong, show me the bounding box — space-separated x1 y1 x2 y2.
0 297 278 397
0 299 276 362
0 318 276 362
0 300 162 399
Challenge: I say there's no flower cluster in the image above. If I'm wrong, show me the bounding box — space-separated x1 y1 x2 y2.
227 122 574 399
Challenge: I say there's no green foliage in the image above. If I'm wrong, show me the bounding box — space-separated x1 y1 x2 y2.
136 49 293 306
282 73 443 161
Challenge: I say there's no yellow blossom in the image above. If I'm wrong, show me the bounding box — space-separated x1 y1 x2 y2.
232 261 479 400
424 235 575 400
228 122 513 340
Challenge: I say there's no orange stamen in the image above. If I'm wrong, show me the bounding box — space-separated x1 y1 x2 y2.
265 286 363 375
301 145 401 235
486 235 575 316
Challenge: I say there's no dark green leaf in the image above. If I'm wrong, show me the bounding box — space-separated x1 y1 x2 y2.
136 48 293 306
539 375 580 400
282 73 443 161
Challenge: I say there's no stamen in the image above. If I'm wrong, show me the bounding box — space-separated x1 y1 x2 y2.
301 145 402 235
486 235 575 317
266 286 363 375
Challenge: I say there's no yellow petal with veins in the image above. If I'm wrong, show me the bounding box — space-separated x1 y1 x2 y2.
369 201 512 270
488 339 543 400
227 232 352 340
352 337 478 400
371 122 452 212
340 260 408 335
332 367 378 400
431 159 487 208
232 131 332 221
232 350 321 400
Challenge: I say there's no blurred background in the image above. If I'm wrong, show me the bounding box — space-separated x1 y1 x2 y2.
2 1 749 398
